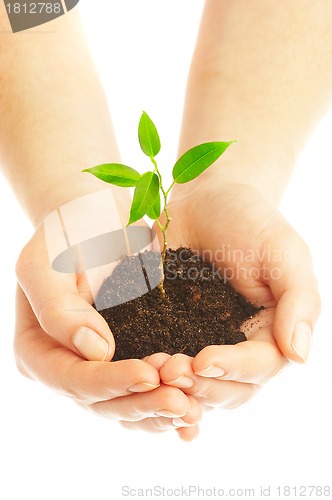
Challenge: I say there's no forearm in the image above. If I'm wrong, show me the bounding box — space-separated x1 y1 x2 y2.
177 0 332 204
0 7 128 227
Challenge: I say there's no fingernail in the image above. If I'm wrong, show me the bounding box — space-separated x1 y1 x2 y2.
172 418 196 428
292 321 312 362
128 382 160 393
73 327 109 361
165 376 194 388
195 365 225 378
155 410 184 418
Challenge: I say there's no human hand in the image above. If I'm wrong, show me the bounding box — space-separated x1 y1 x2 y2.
14 219 201 441
153 181 320 410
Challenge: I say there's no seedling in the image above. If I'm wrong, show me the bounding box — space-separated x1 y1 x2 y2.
83 112 235 295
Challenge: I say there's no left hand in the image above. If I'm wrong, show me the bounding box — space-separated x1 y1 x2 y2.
14 206 202 441
14 283 202 441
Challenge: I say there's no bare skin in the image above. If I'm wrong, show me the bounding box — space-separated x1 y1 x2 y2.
0 7 200 440
151 0 329 415
1 0 331 439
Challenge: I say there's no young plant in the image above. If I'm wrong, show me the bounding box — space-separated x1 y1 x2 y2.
83 112 235 294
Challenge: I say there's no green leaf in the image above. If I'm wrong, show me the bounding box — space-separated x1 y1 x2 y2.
83 163 141 187
138 111 161 157
146 193 161 220
172 141 236 184
128 172 160 225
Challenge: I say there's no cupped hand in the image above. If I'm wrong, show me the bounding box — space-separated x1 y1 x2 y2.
14 225 201 440
153 181 320 409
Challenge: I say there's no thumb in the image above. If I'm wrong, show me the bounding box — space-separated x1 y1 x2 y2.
266 228 321 363
36 291 115 362
16 232 115 362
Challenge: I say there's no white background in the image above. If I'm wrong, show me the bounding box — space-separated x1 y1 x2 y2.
0 1 331 499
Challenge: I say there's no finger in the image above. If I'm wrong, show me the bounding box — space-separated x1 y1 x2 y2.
273 288 320 363
66 359 161 404
160 353 259 408
119 395 202 435
15 286 160 403
266 231 321 363
192 339 287 385
160 353 195 390
16 230 115 361
143 352 171 371
171 395 203 428
177 426 200 441
121 420 200 440
90 385 191 421
120 418 176 433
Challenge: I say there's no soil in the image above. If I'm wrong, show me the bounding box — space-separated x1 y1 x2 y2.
96 248 262 361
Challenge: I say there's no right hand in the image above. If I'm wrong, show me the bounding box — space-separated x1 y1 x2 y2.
154 181 320 411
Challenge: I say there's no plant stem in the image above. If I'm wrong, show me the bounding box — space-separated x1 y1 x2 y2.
165 181 175 197
150 156 172 296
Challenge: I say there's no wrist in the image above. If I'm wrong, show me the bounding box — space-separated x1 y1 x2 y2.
31 178 131 229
